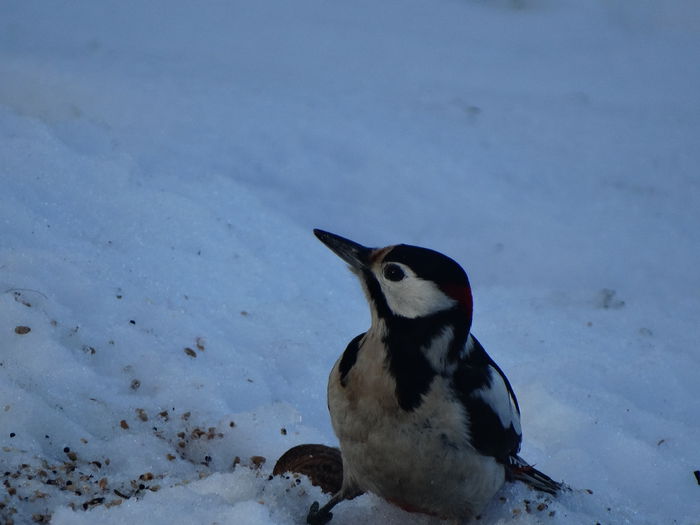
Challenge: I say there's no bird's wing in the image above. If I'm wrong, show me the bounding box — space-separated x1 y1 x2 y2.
337 332 366 387
453 335 522 462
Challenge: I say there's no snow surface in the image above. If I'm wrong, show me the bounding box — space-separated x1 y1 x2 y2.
1 0 699 523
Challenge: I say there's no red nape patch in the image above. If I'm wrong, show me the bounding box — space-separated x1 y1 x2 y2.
441 284 473 316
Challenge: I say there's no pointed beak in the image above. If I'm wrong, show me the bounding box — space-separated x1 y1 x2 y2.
314 229 372 270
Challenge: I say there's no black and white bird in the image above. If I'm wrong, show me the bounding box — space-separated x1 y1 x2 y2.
308 229 563 524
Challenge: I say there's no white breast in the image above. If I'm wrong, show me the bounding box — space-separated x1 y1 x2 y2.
327 332 506 519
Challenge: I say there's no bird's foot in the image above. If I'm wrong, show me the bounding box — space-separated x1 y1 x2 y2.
307 501 334 525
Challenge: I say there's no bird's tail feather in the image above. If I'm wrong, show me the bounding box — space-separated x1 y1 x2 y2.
506 455 565 495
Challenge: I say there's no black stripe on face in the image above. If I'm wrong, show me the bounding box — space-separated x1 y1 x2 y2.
361 267 393 319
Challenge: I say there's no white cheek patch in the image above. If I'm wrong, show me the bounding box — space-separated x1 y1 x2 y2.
475 366 522 435
422 326 455 371
382 275 457 319
460 334 476 359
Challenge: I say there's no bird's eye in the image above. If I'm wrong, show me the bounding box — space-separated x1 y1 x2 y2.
383 263 405 282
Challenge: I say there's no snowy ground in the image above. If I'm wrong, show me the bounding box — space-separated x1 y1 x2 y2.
1 1 699 523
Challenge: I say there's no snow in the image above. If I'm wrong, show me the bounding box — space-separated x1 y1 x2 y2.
1 0 699 523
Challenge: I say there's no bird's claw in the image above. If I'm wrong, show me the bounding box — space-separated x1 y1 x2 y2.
307 501 333 525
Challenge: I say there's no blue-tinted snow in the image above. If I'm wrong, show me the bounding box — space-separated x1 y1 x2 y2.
1 1 699 523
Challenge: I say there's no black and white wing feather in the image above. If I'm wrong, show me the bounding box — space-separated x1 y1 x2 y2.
453 335 522 463
455 335 565 494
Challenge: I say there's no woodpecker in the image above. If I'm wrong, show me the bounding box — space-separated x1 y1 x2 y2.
308 229 563 524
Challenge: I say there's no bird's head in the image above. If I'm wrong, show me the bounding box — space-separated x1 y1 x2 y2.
314 229 473 327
